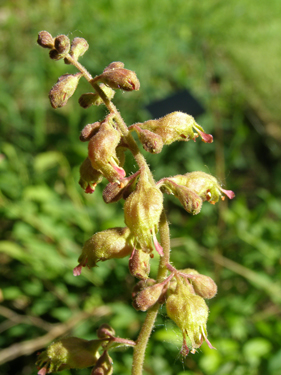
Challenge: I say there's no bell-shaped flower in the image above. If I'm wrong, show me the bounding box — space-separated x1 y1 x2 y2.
124 171 164 256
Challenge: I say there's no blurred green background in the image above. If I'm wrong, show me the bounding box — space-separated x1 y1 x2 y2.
1 0 281 374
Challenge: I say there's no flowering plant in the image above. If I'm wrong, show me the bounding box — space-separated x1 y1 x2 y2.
36 31 234 375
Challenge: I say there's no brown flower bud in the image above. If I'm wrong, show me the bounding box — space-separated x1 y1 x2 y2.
168 171 235 204
36 337 101 373
79 157 103 194
78 85 115 108
91 351 113 375
73 227 132 276
180 269 217 299
102 170 140 204
54 34 71 55
69 37 89 60
37 31 54 49
95 66 140 91
49 73 82 109
124 172 164 255
132 278 156 299
134 282 164 311
129 249 151 280
103 61 125 72
134 111 213 145
88 120 125 182
131 125 163 154
159 178 202 215
97 324 115 339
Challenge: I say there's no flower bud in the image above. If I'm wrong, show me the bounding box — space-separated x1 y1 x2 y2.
37 31 54 49
97 324 115 339
91 351 113 375
73 227 132 276
133 282 164 311
49 73 82 109
132 278 156 299
79 157 103 194
54 34 71 55
131 125 163 154
102 170 140 204
129 249 151 280
134 112 213 145
36 337 101 373
180 269 217 299
78 85 115 108
69 37 89 60
169 171 235 204
124 172 163 255
166 276 215 354
95 66 140 91
88 120 125 182
103 61 125 72
80 122 101 142
159 178 202 215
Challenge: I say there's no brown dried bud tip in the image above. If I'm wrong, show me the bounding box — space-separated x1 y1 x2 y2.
79 157 103 194
37 31 54 49
49 73 82 109
54 34 71 54
95 62 140 91
129 249 151 280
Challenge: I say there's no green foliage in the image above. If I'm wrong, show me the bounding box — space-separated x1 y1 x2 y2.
1 1 281 375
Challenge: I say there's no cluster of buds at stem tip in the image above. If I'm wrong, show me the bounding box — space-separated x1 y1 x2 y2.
166 275 215 356
92 61 140 91
157 171 235 215
124 170 164 256
129 111 213 152
73 227 133 276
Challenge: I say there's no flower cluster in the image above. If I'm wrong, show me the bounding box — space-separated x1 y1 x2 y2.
37 30 235 374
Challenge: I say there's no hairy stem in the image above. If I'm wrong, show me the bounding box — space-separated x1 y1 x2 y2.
132 210 170 375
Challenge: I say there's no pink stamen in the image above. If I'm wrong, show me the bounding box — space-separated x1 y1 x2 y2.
202 328 216 350
153 234 164 257
73 265 82 276
197 130 213 143
38 367 47 375
220 188 235 199
112 163 126 178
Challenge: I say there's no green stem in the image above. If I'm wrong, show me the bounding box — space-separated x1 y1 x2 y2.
132 210 170 375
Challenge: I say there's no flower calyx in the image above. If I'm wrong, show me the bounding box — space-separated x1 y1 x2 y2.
166 275 215 356
93 61 140 91
49 73 82 109
130 111 213 146
73 227 133 276
179 268 217 299
79 157 103 194
129 248 151 280
130 124 164 154
102 170 141 204
88 115 126 182
65 37 89 63
79 84 115 109
37 31 54 49
124 170 164 256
